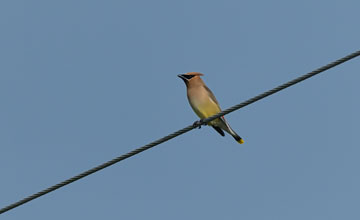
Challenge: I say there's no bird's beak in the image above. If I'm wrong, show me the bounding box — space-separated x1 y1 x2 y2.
177 74 187 81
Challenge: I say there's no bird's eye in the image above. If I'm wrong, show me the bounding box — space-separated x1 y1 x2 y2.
184 75 194 80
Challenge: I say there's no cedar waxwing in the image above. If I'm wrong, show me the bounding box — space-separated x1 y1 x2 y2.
178 72 244 144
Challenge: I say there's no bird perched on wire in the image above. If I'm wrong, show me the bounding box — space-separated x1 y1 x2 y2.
178 72 244 144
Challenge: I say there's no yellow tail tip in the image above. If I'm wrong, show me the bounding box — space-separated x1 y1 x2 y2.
238 139 244 144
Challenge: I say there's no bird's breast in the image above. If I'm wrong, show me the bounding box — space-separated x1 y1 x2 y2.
187 87 221 119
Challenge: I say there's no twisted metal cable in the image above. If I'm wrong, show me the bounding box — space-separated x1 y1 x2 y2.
201 50 360 125
1 50 359 215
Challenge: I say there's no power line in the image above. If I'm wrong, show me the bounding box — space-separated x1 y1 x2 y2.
1 50 359 215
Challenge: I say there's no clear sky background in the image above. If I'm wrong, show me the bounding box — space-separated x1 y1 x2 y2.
1 0 359 219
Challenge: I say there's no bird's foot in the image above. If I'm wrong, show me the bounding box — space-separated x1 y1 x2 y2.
193 119 205 129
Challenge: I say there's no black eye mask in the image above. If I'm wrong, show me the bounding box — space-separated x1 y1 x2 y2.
183 75 195 80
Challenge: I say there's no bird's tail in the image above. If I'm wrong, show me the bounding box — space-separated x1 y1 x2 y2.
232 132 244 144
218 118 244 144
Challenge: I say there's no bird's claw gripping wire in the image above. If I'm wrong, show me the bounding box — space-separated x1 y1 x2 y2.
193 119 205 129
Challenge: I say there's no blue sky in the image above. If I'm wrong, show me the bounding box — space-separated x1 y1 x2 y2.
1 0 359 219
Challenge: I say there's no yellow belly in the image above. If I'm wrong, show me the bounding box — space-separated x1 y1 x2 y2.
189 100 221 125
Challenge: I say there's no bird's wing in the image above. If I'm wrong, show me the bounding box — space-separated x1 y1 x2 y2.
203 85 220 106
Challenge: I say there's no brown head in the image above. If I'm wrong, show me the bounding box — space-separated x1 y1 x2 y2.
177 72 205 87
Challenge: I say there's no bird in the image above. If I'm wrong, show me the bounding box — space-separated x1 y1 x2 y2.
178 72 244 144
